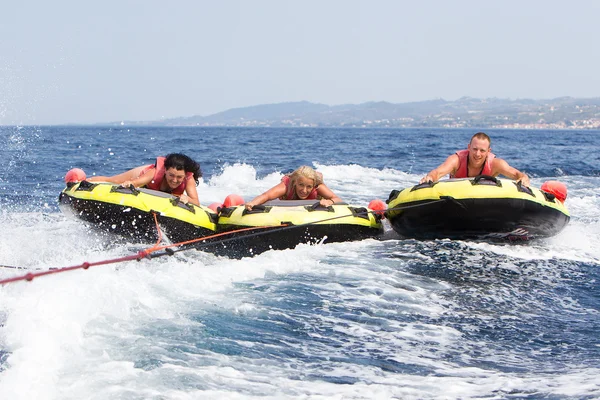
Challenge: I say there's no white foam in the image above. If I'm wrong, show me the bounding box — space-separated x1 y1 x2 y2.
1 165 599 399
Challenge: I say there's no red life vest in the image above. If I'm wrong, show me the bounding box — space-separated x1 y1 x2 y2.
144 156 192 195
450 149 496 178
280 175 318 200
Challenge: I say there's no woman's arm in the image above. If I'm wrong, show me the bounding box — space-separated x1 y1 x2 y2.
316 183 342 206
179 179 200 206
121 168 155 188
245 182 287 210
88 165 150 184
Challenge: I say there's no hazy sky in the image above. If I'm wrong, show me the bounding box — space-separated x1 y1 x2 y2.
2 1 599 125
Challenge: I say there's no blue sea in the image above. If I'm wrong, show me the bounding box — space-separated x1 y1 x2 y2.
0 126 599 400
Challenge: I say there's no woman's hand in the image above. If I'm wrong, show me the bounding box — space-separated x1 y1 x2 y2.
178 194 190 204
320 198 334 207
245 202 254 210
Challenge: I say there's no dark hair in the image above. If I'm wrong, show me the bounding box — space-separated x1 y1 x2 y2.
163 153 202 184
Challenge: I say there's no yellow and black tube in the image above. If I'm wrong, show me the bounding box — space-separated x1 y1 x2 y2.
385 176 570 240
204 199 383 258
59 181 217 244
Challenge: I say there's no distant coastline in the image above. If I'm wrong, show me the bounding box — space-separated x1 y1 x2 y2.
109 96 599 130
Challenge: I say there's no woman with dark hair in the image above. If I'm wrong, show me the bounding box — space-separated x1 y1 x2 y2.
88 153 202 205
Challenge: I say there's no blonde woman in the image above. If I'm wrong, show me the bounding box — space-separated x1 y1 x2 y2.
245 166 341 210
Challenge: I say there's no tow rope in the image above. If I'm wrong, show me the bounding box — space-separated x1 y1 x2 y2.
0 200 444 286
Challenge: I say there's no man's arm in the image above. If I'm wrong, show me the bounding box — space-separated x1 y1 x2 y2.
420 154 459 183
492 158 530 186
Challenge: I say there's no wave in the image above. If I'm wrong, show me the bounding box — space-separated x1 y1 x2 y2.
1 127 599 399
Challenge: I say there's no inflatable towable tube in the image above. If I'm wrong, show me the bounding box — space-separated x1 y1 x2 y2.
385 176 570 241
59 181 217 245
203 199 384 258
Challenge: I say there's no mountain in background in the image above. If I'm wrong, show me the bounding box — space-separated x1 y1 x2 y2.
113 97 600 129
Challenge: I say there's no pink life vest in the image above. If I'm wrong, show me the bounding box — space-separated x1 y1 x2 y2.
280 175 319 200
450 149 496 178
144 156 192 195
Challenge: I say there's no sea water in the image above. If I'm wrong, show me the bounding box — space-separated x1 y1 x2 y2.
0 126 598 399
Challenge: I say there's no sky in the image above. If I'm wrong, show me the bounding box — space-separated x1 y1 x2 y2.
1 0 599 125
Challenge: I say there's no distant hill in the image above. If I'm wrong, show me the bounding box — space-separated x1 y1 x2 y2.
113 97 600 129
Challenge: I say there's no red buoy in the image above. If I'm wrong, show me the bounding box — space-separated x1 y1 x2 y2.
368 199 387 218
541 180 567 203
222 194 245 208
64 168 86 183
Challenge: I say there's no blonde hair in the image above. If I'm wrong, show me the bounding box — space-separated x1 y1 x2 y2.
288 165 323 188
